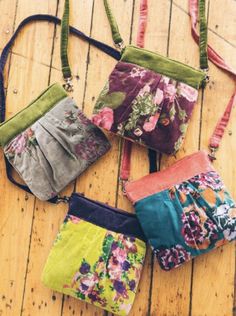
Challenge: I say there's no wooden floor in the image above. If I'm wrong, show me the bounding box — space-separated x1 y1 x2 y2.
0 0 236 315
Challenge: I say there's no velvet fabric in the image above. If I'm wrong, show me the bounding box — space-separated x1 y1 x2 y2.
69 193 147 241
42 193 146 315
3 92 110 200
0 83 67 147
93 60 200 154
121 46 206 89
125 151 236 271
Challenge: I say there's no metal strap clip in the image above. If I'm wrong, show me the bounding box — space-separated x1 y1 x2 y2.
56 196 70 204
63 76 74 92
208 146 218 161
119 178 128 194
203 68 210 84
115 41 125 52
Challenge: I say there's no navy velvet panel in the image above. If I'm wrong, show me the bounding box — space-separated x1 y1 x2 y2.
68 193 147 242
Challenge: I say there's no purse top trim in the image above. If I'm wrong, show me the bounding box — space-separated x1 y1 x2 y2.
125 150 214 204
0 83 67 147
68 193 147 242
121 45 206 89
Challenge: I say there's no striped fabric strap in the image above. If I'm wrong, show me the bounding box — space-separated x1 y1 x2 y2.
189 0 236 158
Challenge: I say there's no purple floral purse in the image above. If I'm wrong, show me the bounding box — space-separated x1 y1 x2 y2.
92 0 208 154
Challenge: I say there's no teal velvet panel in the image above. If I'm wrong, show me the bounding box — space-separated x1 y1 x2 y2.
134 170 236 271
135 190 189 250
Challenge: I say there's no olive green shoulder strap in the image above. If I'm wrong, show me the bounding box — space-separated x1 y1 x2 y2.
103 0 208 70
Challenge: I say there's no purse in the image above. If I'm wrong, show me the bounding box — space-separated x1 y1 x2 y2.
125 151 236 271
92 0 209 155
0 1 122 202
42 193 146 315
124 0 236 271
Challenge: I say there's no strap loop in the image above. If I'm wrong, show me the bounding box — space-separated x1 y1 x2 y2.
208 146 217 161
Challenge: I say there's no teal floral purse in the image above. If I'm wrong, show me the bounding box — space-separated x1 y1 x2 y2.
125 151 236 270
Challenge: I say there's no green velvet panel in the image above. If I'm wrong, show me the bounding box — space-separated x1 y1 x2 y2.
199 0 208 69
121 45 206 89
0 83 67 147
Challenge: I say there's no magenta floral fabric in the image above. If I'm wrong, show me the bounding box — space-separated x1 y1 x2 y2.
92 61 198 154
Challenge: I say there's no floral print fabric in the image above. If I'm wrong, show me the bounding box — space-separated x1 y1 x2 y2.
42 214 146 316
4 97 110 200
92 61 198 154
135 170 236 271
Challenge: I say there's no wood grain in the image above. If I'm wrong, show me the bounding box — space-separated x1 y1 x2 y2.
191 1 236 315
150 1 203 315
0 1 235 316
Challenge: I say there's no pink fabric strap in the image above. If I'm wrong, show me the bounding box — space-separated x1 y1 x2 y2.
189 0 236 156
136 0 148 48
120 0 148 182
120 139 132 181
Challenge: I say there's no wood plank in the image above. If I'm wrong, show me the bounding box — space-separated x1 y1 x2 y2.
0 0 18 49
0 1 58 316
207 0 236 47
19 0 91 315
114 1 170 315
150 1 206 315
0 1 235 316
61 0 136 315
115 0 152 310
7 1 62 316
191 1 236 315
13 0 59 65
58 0 99 314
